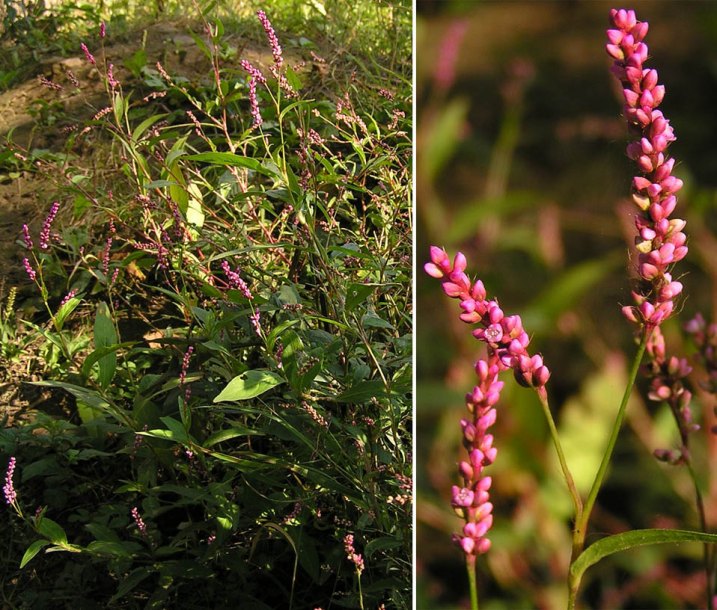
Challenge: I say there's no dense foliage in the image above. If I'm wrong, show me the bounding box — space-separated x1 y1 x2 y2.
1 1 412 608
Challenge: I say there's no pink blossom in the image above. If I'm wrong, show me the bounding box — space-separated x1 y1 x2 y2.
343 533 365 574
256 10 283 68
179 346 193 386
131 506 147 535
80 42 96 65
21 224 33 249
3 457 17 505
427 247 549 556
39 201 60 250
607 9 687 330
107 64 118 89
22 258 36 282
433 19 469 92
60 289 78 307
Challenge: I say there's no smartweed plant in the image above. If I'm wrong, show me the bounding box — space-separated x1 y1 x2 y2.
424 8 717 609
2 3 411 608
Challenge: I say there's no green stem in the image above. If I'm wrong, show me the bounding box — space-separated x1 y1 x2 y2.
686 461 714 610
466 554 479 610
539 391 582 517
357 570 364 610
568 329 650 607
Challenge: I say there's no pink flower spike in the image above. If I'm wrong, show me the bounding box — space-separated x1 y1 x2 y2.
3 457 17 505
21 224 33 249
81 42 96 65
22 258 36 282
607 9 687 332
256 10 283 68
426 246 549 558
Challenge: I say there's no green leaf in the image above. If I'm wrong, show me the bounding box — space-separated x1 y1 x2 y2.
87 540 139 557
123 48 147 78
81 342 134 381
266 319 301 353
335 379 385 404
345 283 374 312
110 567 153 603
296 530 320 582
166 138 189 213
361 313 393 330
31 380 110 411
20 540 50 568
570 528 717 585
94 302 118 389
364 536 404 558
188 30 212 60
112 94 125 126
54 296 81 331
154 416 190 444
213 370 285 403
203 426 260 447
186 183 205 229
285 65 303 91
132 113 165 142
36 517 67 545
186 152 273 176
423 97 469 181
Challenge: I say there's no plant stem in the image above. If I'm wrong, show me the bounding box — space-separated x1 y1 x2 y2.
357 571 365 610
687 461 714 610
466 554 479 610
539 391 582 517
568 329 650 607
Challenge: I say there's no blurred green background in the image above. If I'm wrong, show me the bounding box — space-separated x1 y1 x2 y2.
416 2 717 608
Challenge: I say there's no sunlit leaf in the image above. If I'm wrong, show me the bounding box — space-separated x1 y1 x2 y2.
213 370 285 403
571 528 717 584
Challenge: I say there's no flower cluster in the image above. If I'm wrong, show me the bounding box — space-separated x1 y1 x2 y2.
451 356 500 556
3 457 17 505
180 345 194 401
606 9 687 329
425 247 549 555
80 42 96 66
257 9 283 68
39 201 60 251
433 19 469 93
343 533 365 574
221 260 253 299
131 506 147 536
21 224 33 249
107 63 118 90
240 59 264 129
425 247 550 394
22 258 36 282
179 346 193 386
60 288 78 307
644 327 697 464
